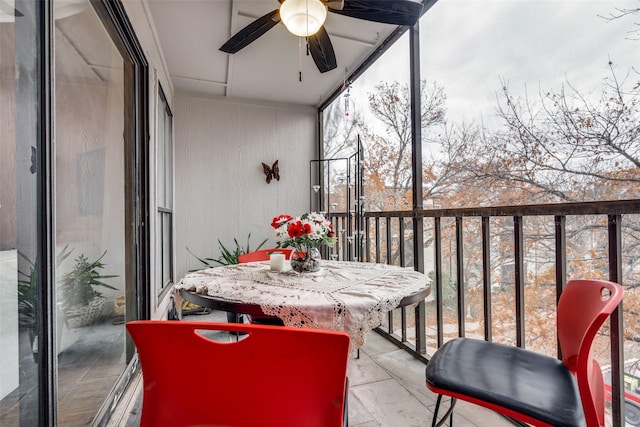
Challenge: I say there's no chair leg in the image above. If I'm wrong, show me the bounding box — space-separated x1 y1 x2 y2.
226 312 246 341
432 395 457 427
343 377 349 427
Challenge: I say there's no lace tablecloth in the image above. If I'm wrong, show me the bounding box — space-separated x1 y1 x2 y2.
173 261 430 351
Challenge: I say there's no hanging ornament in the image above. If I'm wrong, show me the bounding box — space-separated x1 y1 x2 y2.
342 79 352 117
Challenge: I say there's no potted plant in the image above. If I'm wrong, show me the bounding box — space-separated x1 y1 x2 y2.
17 251 39 348
17 245 74 356
187 232 268 268
185 233 268 323
58 251 118 328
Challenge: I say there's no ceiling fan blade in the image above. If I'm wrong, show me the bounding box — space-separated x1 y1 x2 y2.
220 9 281 54
329 0 423 26
307 26 337 73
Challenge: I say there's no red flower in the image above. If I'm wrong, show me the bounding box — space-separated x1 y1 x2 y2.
287 221 311 238
271 215 293 229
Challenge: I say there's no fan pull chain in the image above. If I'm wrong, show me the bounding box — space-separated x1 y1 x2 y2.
298 36 303 82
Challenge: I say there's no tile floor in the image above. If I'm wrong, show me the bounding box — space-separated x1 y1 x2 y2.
1 318 127 427
113 310 516 427
343 332 514 427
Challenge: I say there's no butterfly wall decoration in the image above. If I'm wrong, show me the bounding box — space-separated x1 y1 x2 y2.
262 160 280 184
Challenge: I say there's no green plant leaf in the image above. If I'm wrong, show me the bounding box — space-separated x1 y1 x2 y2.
187 233 270 268
59 251 118 311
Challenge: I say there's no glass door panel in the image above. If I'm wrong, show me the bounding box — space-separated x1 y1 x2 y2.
0 1 42 425
54 1 126 424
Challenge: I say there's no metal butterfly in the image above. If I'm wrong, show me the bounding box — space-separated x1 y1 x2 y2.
262 160 280 184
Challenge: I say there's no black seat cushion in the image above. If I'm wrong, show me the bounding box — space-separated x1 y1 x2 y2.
425 338 585 427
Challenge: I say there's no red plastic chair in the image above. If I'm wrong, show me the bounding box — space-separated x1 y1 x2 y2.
127 320 350 427
425 279 624 427
237 248 292 263
237 248 292 325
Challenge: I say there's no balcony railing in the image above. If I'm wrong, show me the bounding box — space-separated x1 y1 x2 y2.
328 198 640 427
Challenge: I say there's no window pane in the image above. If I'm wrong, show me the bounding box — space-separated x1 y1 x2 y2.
157 97 166 207
156 89 173 295
162 212 172 288
163 105 173 209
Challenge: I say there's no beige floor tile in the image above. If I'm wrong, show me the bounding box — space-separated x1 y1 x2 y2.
370 348 436 406
350 378 430 427
348 350 392 387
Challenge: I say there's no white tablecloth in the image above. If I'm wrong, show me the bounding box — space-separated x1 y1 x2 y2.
174 260 430 350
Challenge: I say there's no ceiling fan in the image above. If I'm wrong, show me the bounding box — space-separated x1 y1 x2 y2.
219 0 424 74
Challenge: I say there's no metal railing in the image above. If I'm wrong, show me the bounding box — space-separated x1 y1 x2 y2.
329 198 640 426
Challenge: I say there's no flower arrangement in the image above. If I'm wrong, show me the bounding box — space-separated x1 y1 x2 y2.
271 212 336 272
271 212 336 248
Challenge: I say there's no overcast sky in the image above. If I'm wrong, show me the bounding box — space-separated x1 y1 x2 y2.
345 0 638 131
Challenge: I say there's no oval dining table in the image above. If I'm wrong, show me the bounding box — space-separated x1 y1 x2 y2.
172 260 431 351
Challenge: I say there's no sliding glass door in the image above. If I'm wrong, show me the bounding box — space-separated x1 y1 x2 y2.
0 1 148 425
54 1 128 424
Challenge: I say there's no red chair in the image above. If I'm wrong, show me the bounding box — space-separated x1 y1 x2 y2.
425 279 624 427
237 248 292 263
237 248 292 325
127 320 350 427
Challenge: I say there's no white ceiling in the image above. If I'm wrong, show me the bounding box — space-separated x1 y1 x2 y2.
146 0 418 107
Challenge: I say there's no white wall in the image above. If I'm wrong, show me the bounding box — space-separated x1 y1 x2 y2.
123 0 319 311
174 95 318 280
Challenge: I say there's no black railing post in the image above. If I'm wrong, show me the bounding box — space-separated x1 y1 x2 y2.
482 217 492 342
386 219 392 265
608 214 624 427
514 216 525 348
456 217 465 337
554 215 566 360
375 218 380 264
365 217 371 263
399 219 406 267
434 217 443 348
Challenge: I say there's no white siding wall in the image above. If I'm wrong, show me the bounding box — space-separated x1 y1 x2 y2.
174 95 317 280
123 0 318 312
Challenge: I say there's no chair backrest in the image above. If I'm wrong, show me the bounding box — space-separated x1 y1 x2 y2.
237 248 292 263
127 320 350 427
557 279 624 426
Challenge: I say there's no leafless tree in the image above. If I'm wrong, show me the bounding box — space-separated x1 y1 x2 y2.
600 3 640 40
365 80 447 209
446 62 640 203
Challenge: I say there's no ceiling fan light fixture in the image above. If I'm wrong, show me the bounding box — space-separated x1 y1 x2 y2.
280 0 327 37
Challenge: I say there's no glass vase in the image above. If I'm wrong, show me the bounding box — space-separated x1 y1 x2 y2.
290 246 321 273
